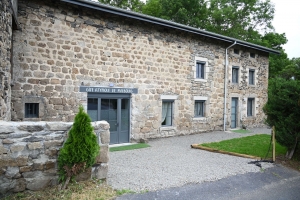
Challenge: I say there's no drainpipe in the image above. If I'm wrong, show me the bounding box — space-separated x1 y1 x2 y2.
223 41 236 131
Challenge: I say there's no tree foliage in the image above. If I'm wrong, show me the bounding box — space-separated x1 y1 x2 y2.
263 78 300 159
98 0 144 12
58 105 99 188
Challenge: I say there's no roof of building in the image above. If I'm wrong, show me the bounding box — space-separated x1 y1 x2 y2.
61 0 280 55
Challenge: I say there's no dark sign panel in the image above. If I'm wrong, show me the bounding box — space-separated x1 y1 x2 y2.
80 86 138 94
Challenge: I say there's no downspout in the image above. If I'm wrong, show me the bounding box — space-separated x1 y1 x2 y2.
223 41 237 131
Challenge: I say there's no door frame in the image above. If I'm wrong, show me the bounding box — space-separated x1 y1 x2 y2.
87 93 131 144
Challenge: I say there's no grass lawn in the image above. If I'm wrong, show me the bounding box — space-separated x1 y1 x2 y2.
110 143 150 152
200 134 287 158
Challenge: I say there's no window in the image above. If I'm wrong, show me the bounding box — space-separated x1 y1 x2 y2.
161 100 173 126
250 53 255 58
25 103 39 118
249 69 255 85
247 98 255 116
196 62 205 79
194 100 205 117
232 66 239 84
234 49 239 54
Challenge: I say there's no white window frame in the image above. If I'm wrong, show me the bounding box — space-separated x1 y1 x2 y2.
232 66 239 84
160 95 177 127
193 96 208 120
194 57 208 82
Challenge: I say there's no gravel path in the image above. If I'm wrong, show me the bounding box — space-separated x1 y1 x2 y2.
107 128 274 192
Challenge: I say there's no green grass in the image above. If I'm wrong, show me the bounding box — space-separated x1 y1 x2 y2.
231 129 251 134
200 134 286 158
110 143 150 152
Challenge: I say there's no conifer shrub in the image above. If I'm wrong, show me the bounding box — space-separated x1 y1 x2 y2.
58 105 100 189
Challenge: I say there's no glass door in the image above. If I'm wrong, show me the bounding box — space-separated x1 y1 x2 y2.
231 98 238 128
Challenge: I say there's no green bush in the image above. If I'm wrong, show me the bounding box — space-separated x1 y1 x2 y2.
58 105 100 184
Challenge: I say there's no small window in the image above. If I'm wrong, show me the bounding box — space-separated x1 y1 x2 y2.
196 62 205 79
25 103 39 118
249 69 255 85
162 100 173 126
234 49 239 54
194 100 205 117
250 53 255 58
247 98 255 117
232 66 239 84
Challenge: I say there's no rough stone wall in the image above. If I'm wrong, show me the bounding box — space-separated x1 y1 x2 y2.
0 121 110 196
226 50 269 128
11 0 269 140
0 0 13 121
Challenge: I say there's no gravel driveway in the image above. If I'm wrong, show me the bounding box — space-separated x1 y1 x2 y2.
107 128 274 192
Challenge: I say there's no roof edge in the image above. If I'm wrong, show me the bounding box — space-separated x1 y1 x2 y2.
61 0 280 55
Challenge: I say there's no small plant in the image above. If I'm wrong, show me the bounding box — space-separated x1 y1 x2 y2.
58 105 100 190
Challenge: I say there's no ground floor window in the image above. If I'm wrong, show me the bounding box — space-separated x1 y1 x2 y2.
25 103 39 118
161 101 173 126
247 98 255 116
194 100 205 117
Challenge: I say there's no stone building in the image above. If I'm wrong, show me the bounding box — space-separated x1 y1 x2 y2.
1 0 279 144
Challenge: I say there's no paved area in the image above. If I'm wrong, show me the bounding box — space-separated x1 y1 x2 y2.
107 128 274 192
117 165 300 200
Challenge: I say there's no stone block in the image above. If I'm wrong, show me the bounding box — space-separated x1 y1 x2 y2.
44 139 63 148
0 127 14 134
0 155 28 168
18 125 44 132
0 145 8 154
13 178 26 192
92 163 108 180
28 142 42 150
20 165 32 173
10 143 26 152
100 130 110 144
46 122 72 131
97 144 109 163
5 167 19 178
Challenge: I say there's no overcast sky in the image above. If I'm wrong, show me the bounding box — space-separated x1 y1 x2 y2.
271 0 300 58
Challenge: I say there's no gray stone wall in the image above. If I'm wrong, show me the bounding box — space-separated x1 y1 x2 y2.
0 0 13 121
11 0 269 141
0 120 110 196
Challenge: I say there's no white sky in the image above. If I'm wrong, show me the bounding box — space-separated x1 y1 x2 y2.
272 0 300 58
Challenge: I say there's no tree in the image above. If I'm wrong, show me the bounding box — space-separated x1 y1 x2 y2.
279 58 300 80
57 105 100 189
263 78 300 159
98 0 144 12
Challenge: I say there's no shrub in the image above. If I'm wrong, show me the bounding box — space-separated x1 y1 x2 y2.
57 105 100 189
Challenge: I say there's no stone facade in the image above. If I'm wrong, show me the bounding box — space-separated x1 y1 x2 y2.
7 0 271 142
0 120 110 196
0 0 13 121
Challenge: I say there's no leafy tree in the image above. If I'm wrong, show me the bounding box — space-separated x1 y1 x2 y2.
142 0 162 17
263 78 300 159
279 58 300 80
57 105 100 189
98 0 144 12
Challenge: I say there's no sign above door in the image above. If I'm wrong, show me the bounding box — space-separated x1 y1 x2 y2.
80 86 138 94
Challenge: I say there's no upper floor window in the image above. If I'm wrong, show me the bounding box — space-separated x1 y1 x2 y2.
25 103 39 118
196 62 205 79
249 69 255 85
232 66 239 84
234 49 240 54
250 53 255 58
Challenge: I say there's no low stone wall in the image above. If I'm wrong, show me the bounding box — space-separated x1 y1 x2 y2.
0 120 110 196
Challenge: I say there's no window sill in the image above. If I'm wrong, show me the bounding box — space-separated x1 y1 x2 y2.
248 84 256 87
160 126 175 131
194 79 207 82
193 117 209 122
